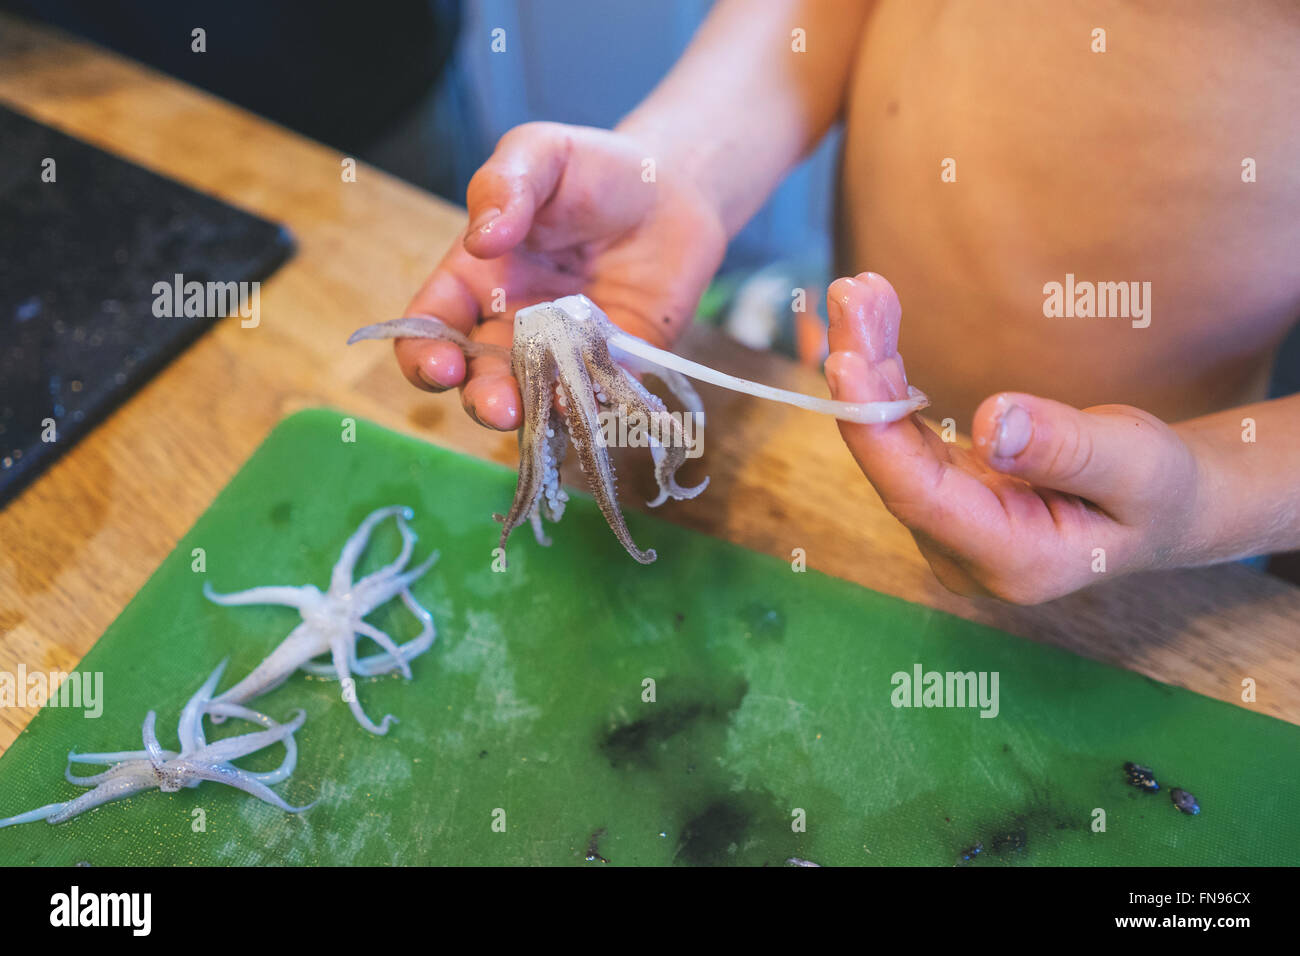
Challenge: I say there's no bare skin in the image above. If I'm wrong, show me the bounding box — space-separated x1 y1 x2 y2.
839 0 1300 425
396 0 1300 602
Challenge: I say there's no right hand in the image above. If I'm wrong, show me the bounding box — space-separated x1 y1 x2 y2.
396 121 727 430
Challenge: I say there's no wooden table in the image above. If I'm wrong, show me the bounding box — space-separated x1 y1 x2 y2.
1 16 1296 755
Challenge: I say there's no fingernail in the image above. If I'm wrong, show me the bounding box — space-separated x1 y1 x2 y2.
827 276 860 326
827 290 845 328
994 404 1033 458
468 206 501 235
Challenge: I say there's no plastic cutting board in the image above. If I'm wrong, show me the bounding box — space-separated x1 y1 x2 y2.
0 408 1295 865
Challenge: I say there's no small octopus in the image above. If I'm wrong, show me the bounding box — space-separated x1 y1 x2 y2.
203 505 438 734
351 295 927 563
0 660 311 828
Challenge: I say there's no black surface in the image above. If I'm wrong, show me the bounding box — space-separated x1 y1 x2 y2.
0 104 294 507
0 0 459 153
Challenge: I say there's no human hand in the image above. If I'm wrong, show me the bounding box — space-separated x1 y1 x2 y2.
396 121 726 430
823 272 1204 604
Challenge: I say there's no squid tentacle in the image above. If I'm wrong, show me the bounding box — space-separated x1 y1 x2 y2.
331 505 412 592
202 582 316 610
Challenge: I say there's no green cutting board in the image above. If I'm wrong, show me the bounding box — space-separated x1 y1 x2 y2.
1 409 1296 866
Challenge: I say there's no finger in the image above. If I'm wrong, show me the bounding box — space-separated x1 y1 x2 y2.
398 268 481 391
972 393 1175 516
825 273 947 496
461 314 521 430
825 274 1008 553
462 125 567 260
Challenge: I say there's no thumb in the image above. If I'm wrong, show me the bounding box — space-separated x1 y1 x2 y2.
461 126 566 259
973 393 1171 513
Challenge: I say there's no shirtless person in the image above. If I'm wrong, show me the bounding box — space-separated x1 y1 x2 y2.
392 0 1300 603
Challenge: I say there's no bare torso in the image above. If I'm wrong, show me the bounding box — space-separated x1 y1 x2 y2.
839 0 1300 426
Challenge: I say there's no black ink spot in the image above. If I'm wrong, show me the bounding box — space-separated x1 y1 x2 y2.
990 829 1027 855
949 752 1081 865
678 800 750 866
599 679 747 769
585 827 610 864
269 501 292 526
478 750 488 759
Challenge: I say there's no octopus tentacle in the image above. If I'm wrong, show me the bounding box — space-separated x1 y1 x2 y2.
0 801 73 829
197 709 305 764
141 712 168 769
589 356 708 508
63 761 148 787
204 702 299 784
175 760 315 813
539 417 570 524
610 350 706 426
348 588 437 676
332 505 412 591
495 348 559 552
202 582 317 611
347 315 508 359
558 364 656 564
332 643 395 735
353 621 414 679
209 621 323 711
178 658 229 752
44 773 157 825
352 548 438 611
66 749 161 769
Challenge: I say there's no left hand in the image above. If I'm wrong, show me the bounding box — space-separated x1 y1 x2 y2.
823 272 1204 604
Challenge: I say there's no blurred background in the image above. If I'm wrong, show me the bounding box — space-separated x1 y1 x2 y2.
1 0 841 364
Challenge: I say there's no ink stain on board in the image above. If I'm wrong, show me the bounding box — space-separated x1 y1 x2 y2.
584 827 610 864
949 745 1085 866
599 677 748 770
675 788 802 867
678 800 750 866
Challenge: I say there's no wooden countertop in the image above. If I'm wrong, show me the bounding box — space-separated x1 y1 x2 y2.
0 15 1296 753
